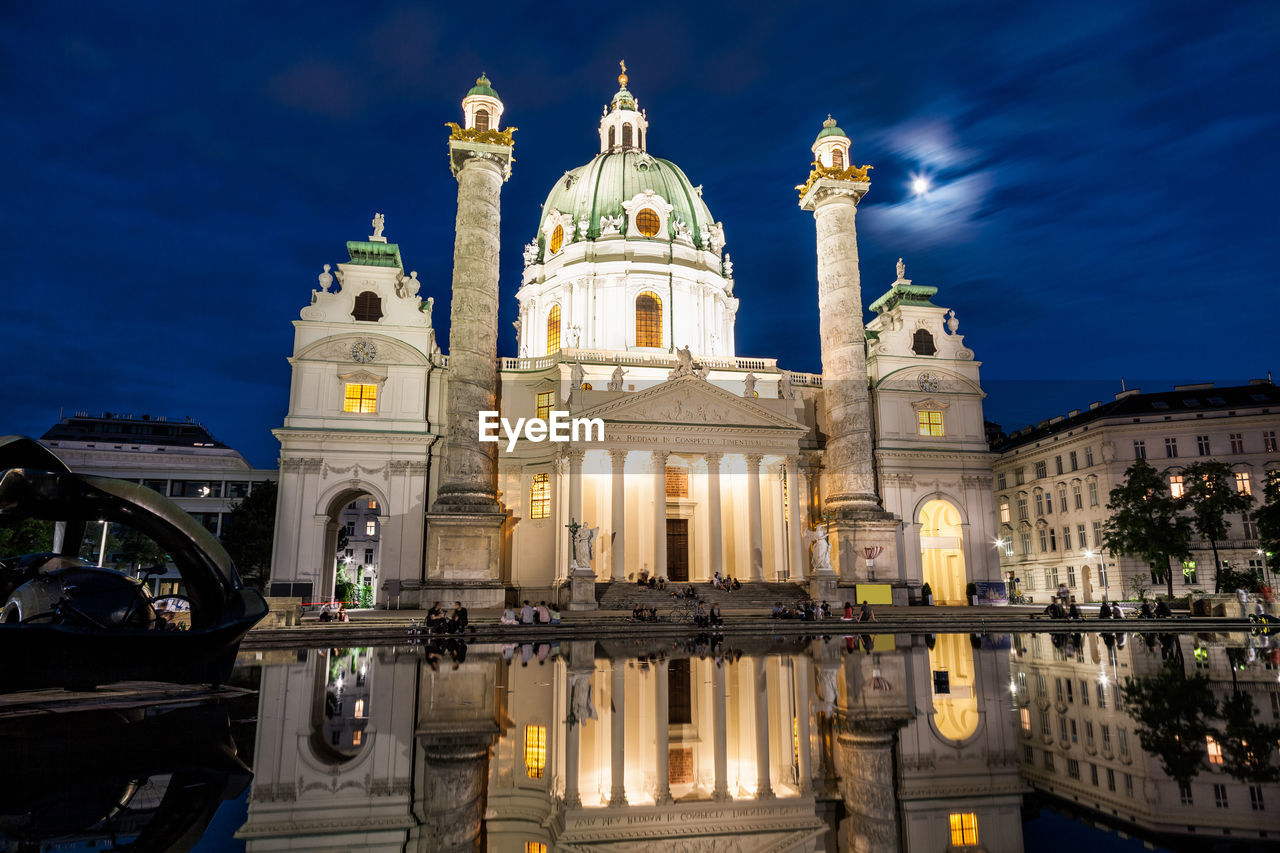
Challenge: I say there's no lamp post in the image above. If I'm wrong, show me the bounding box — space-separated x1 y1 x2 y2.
96 520 109 567
1084 548 1110 602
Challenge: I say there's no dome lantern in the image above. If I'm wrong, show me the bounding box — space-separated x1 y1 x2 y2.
811 114 851 170
598 60 649 154
461 72 504 132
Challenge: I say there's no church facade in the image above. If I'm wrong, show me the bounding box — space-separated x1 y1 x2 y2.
268 69 1002 609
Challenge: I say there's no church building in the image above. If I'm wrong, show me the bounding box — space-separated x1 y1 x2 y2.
268 67 1002 609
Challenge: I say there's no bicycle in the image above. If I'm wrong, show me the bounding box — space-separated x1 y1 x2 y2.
1009 592 1031 605
666 599 701 623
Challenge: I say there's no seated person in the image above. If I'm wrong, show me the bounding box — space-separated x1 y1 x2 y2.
709 604 723 626
637 570 650 586
632 604 646 621
520 600 535 624
647 606 658 622
535 601 551 624
1068 602 1082 620
731 578 742 591
448 601 469 633
694 604 709 628
548 605 562 625
1110 602 1124 618
319 605 333 623
657 576 667 591
820 601 832 619
648 576 657 588
858 601 877 622
1139 600 1154 619
500 606 519 625
843 601 855 621
1154 599 1171 618
426 601 446 629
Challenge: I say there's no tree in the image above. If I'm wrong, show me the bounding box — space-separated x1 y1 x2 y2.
1103 458 1193 599
113 525 168 573
1179 460 1256 593
220 481 277 592
1253 470 1280 584
0 517 54 555
336 525 349 555
1217 687 1280 784
1121 662 1217 786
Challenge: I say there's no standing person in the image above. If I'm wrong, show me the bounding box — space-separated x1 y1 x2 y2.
1057 583 1070 609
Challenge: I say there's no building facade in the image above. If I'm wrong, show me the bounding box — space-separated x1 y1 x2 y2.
991 382 1280 604
268 70 1004 608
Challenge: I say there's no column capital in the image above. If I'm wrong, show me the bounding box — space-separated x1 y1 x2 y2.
448 134 515 181
608 448 628 468
562 447 587 466
704 452 723 472
797 175 869 211
651 449 671 469
745 453 764 471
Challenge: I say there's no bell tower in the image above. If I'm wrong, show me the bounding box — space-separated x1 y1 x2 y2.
598 61 649 153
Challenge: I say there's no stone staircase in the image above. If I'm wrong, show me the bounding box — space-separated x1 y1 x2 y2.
595 580 810 612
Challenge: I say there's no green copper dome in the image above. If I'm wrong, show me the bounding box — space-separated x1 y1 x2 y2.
467 73 498 99
537 151 715 254
815 115 847 142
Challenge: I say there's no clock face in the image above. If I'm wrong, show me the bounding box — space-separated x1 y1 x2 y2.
351 340 377 364
918 372 940 393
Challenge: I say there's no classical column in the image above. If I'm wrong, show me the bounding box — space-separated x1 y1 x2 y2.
651 450 669 579
712 660 729 800
566 448 585 529
835 719 908 853
786 456 806 582
609 659 627 806
654 660 672 804
746 454 764 581
793 658 813 793
610 450 627 580
564 670 588 808
705 454 724 578
753 657 774 798
415 729 498 853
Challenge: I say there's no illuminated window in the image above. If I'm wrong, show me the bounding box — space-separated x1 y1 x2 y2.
1207 735 1223 765
365 520 376 536
524 724 547 779
474 108 490 132
546 304 561 354
525 844 547 853
665 467 689 498
635 208 661 237
1235 472 1252 495
368 499 377 510
949 812 978 846
1169 474 1184 498
636 291 662 347
529 473 551 520
352 291 383 322
550 224 564 255
536 391 555 421
352 729 362 746
354 699 365 718
832 148 844 169
999 501 1010 523
344 383 378 414
917 410 944 437
1265 431 1278 453
1020 707 1030 731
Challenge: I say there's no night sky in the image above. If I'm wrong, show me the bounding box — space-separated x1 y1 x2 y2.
3 2 1277 467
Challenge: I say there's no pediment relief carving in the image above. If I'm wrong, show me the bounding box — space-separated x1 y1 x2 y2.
574 376 805 432
296 335 431 367
911 397 950 411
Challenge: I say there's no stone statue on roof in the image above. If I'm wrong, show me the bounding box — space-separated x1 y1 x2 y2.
371 213 385 240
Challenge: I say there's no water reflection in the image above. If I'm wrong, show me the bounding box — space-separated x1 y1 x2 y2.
234 631 1280 851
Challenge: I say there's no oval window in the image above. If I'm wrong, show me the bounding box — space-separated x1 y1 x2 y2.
635 208 660 237
550 224 564 254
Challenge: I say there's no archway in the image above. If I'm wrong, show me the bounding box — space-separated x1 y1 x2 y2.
322 488 386 609
927 634 979 742
919 498 967 605
308 647 375 763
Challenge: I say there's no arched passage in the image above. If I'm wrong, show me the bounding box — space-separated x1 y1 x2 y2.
320 487 387 608
919 498 967 605
928 634 979 742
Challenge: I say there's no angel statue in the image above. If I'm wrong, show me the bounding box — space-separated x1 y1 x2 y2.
802 522 832 572
569 671 597 724
573 525 599 568
571 361 586 390
371 212 386 240
668 344 696 379
607 365 625 391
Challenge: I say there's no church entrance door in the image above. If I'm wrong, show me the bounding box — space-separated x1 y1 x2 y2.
918 499 967 605
667 519 689 582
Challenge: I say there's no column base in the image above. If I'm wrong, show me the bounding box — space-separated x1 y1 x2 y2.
829 513 900 584
424 511 507 609
809 571 838 602
565 567 599 611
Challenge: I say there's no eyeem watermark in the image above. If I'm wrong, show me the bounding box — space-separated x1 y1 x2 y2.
479 411 605 452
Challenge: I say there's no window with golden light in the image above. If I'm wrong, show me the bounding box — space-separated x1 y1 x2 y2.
917 410 944 437
549 224 564 254
949 812 978 846
665 467 689 498
524 724 547 779
832 148 844 169
529 473 551 520
474 108 490 132
525 844 546 853
536 391 554 421
546 304 561 354
343 383 378 414
636 291 662 347
635 208 660 237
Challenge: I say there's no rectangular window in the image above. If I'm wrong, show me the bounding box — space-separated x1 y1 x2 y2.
1055 677 1064 703
1073 485 1082 509
524 724 547 779
1070 720 1078 742
343 383 378 414
1089 480 1099 506
365 520 376 536
1243 514 1258 539
1207 735 1224 765
1070 450 1079 471
1063 528 1072 551
1197 434 1211 455
1050 566 1060 586
1000 501 1010 523
1015 468 1025 485
1020 707 1031 732
1056 456 1064 475
1067 565 1076 586
345 521 355 536
1165 437 1178 458
1085 446 1095 467
1091 763 1099 785
1092 521 1103 550
1049 528 1057 551
1230 433 1245 454
917 410 945 437
1169 474 1185 498
363 547 373 563
1133 440 1146 460
529 472 551 520
1036 672 1047 696
225 481 250 499
665 467 689 498
1107 768 1116 792
536 391 555 421
1214 783 1228 808
1067 758 1080 779
1040 711 1051 735
1024 744 1035 763
1251 784 1265 811
1081 681 1090 707
1058 489 1068 513
1125 774 1133 797
1265 431 1278 453
1035 460 1048 479
1044 750 1056 770
1017 497 1028 520
1101 725 1112 751
1039 529 1048 553
1045 494 1053 515
1077 524 1087 549
1020 531 1032 556
526 844 547 853
1035 493 1045 516
1119 728 1129 757
1002 535 1014 557
1236 472 1252 495
997 472 1007 490
1180 781 1194 805
948 813 978 847
1085 721 1094 745
170 480 222 498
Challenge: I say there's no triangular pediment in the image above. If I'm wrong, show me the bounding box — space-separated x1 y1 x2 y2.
573 375 806 433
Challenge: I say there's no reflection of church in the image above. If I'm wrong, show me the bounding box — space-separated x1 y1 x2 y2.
237 636 1026 851
267 66 1002 607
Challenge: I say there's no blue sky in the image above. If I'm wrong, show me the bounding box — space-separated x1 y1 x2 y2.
2 1 1276 466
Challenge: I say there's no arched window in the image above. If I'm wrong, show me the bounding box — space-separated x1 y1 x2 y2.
474 108 490 132
352 291 383 322
546 304 561 354
635 292 662 348
608 126 615 149
638 128 644 150
549 224 564 254
622 123 633 149
832 148 844 169
635 208 661 237
912 329 936 356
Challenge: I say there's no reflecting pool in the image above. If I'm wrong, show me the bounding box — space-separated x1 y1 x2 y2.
5 630 1278 851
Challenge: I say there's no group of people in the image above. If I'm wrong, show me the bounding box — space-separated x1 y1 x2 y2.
422 601 469 634
500 599 562 626
710 572 743 591
770 599 878 623
318 602 349 622
635 571 668 590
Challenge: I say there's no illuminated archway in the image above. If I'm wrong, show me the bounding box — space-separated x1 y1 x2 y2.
919 498 967 605
928 633 979 742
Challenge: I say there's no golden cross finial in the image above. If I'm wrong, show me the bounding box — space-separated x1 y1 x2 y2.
618 60 628 87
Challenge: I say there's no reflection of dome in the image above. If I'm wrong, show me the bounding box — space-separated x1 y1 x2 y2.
538 152 715 250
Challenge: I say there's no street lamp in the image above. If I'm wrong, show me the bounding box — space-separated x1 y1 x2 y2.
96 520 109 567
1084 548 1110 600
